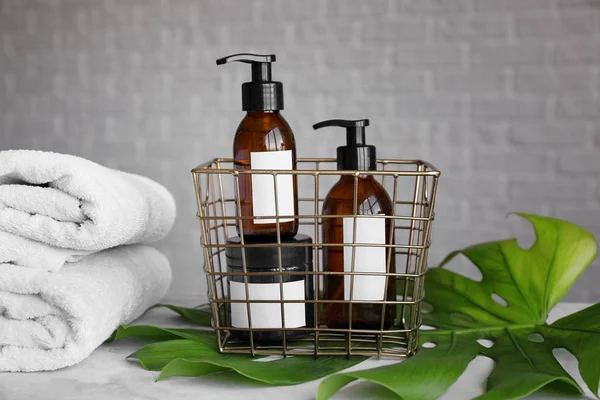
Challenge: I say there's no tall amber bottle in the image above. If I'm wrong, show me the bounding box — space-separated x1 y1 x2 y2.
314 119 396 330
217 54 298 239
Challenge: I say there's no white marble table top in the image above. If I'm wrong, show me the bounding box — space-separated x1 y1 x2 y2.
0 302 596 400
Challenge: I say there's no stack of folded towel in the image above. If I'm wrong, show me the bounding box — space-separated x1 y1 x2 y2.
0 150 176 372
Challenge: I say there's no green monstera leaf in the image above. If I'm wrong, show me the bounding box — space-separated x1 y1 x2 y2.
150 304 212 327
318 213 599 400
108 310 366 385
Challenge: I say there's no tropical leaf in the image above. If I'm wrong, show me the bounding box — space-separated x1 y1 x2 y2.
109 320 367 385
107 324 214 343
130 339 217 370
157 354 365 385
151 304 212 327
318 213 599 400
544 303 600 396
317 330 481 400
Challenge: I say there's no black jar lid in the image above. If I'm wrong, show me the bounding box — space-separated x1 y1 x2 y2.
226 234 313 270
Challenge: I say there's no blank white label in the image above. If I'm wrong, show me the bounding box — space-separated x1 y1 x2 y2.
229 280 306 329
343 217 387 301
250 150 294 224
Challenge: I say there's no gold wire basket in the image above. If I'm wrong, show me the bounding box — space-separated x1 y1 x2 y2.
191 158 440 358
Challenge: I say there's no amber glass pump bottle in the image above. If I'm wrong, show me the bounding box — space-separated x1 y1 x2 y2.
217 54 299 239
314 119 396 330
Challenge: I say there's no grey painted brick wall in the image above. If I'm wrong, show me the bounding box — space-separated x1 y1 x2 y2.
1 0 599 302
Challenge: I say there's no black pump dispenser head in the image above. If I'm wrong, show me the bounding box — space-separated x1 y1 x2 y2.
312 119 376 171
216 53 283 112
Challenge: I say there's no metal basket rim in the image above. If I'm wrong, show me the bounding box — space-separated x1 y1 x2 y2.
191 157 441 176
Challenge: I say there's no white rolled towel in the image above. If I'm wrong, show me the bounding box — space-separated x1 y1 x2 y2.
0 150 176 251
0 245 172 372
0 231 91 272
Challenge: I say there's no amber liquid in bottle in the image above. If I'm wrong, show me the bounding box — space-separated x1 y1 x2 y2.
233 111 299 239
322 175 396 329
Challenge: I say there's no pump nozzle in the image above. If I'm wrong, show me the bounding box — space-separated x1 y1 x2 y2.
312 119 369 129
216 53 283 112
312 119 376 171
216 53 276 64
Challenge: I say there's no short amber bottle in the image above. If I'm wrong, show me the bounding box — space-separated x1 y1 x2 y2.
217 53 299 239
314 119 396 330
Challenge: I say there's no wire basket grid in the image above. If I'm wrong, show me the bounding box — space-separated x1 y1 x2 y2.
192 158 440 358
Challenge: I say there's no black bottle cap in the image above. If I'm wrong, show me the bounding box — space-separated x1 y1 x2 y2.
216 53 284 112
312 119 376 171
225 234 313 270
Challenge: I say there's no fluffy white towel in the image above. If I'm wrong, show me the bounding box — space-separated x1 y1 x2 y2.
0 245 172 372
0 150 176 251
0 231 91 272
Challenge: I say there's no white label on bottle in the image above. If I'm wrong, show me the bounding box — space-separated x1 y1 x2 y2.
343 217 387 301
229 280 306 328
250 150 294 224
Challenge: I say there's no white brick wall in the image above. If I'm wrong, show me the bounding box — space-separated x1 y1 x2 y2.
1 0 599 302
